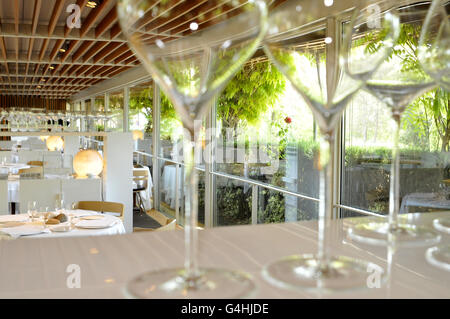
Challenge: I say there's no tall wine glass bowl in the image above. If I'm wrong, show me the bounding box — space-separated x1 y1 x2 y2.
117 0 268 298
260 0 396 293
346 1 442 247
418 0 450 91
418 0 450 271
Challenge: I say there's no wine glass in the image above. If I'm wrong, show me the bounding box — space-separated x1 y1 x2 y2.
418 0 450 90
39 207 50 228
27 201 37 222
417 0 450 271
117 0 268 298
260 0 396 293
346 1 442 247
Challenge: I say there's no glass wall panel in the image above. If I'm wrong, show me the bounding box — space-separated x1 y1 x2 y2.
341 19 450 218
108 90 124 132
342 88 450 217
159 93 183 161
213 58 321 224
215 176 252 226
129 80 154 162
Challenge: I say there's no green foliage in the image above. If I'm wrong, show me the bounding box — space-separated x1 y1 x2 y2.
216 184 251 226
127 87 178 134
217 61 286 129
258 190 285 224
344 145 423 167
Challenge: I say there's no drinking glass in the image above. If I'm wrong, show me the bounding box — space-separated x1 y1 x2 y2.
418 0 450 90
260 0 396 293
117 0 268 298
55 199 65 215
418 0 450 271
345 1 442 247
27 201 37 222
40 207 50 228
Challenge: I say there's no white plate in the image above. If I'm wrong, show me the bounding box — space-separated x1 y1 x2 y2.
75 216 117 229
80 215 105 220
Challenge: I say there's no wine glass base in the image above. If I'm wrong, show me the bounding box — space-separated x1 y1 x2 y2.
347 222 441 247
426 245 450 272
262 254 385 293
433 218 450 234
124 267 256 299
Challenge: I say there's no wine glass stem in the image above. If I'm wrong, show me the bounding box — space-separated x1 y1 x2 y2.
317 133 335 269
388 115 401 230
183 129 200 284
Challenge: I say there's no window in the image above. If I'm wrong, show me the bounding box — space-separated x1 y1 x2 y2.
108 90 124 132
340 15 450 218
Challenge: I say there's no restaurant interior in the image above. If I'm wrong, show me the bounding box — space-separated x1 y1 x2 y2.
0 0 448 300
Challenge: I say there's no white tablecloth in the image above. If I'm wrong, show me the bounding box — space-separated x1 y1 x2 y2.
400 192 450 214
161 165 183 209
133 166 153 210
0 212 448 298
0 211 125 239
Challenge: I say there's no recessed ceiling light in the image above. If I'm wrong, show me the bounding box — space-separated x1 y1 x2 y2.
87 0 100 8
59 48 66 53
49 65 55 70
190 22 199 31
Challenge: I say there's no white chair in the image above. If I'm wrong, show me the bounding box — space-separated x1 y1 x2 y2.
0 179 8 215
61 178 102 208
19 179 61 213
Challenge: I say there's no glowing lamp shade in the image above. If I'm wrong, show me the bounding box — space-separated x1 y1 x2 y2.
132 130 144 141
46 136 64 151
73 150 104 178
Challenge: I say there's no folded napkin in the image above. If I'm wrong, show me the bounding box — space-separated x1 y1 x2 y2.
0 215 29 223
75 216 117 229
67 210 100 218
0 225 50 238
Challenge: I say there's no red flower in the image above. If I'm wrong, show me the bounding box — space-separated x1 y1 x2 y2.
284 116 292 124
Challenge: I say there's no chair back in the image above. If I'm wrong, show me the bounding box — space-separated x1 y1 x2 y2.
133 169 148 190
154 219 176 232
27 161 45 166
19 166 43 178
76 201 124 219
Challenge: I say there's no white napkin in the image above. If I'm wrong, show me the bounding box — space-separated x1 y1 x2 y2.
66 210 100 218
0 215 29 223
75 215 117 229
0 225 50 238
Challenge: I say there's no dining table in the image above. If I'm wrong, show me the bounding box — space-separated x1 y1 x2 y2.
0 210 125 239
0 211 448 298
400 192 450 214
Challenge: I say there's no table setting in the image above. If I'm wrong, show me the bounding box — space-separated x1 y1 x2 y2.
0 209 125 239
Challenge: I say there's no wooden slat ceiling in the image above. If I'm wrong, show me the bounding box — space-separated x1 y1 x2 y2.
0 0 287 100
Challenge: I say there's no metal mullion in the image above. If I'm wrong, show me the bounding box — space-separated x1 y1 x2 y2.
152 84 161 211
123 86 130 132
204 98 216 228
